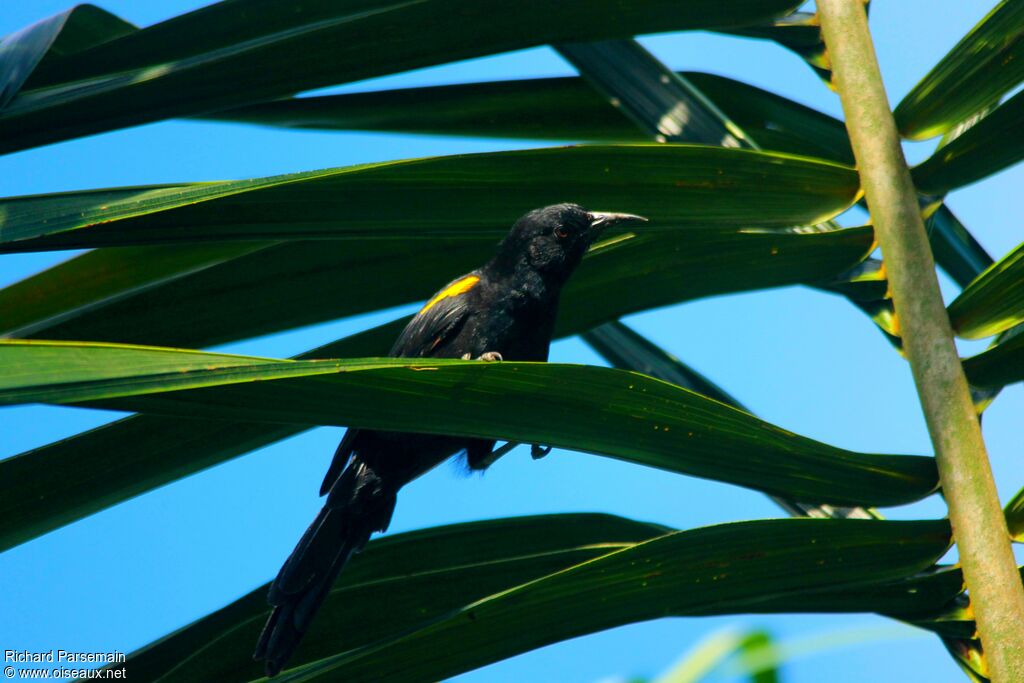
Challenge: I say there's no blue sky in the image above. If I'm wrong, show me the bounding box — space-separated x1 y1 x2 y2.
2 2 1022 681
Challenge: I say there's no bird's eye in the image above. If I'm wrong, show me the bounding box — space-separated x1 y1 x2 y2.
554 226 570 239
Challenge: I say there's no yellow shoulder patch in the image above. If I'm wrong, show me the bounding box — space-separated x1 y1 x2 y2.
419 275 480 314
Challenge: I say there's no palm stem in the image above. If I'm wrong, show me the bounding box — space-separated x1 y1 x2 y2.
816 1 1024 680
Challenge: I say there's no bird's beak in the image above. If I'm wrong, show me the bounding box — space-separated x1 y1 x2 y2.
587 211 648 235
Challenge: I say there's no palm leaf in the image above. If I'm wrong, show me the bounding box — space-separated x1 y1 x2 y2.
0 145 859 252
121 513 665 683
1 225 872 348
1005 484 1024 542
0 225 878 550
0 340 938 507
0 0 801 154
0 321 403 552
963 329 1024 389
912 89 1024 194
206 71 853 163
948 241 1024 339
726 12 831 78
261 519 949 683
583 320 878 521
107 517 948 683
894 0 1024 140
0 4 134 108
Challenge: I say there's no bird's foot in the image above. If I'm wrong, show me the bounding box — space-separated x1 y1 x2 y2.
462 351 503 362
531 444 552 460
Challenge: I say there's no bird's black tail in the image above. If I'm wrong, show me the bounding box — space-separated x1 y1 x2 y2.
254 458 397 677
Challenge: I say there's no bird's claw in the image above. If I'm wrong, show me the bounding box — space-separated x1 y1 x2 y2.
531 444 552 460
462 351 503 362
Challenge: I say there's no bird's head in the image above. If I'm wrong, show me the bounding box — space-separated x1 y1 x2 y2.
494 203 647 282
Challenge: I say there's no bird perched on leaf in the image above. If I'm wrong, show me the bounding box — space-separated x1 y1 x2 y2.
254 203 646 676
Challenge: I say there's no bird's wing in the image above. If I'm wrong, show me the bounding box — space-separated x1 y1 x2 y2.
389 272 480 358
318 428 358 496
318 273 479 496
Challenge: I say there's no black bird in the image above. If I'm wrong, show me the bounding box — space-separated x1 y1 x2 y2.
254 203 646 676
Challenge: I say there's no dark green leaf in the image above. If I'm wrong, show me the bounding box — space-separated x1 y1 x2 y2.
123 513 665 683
948 241 1024 339
114 516 962 683
927 204 994 289
0 415 307 552
894 0 1024 140
912 89 1024 193
114 517 952 683
583 320 879 521
555 39 752 147
584 321 745 409
2 224 873 348
754 565 967 630
0 242 271 339
0 320 404 552
684 71 852 164
208 71 853 163
267 519 949 683
0 225 877 550
723 12 834 83
0 340 939 507
120 529 977 683
0 239 462 344
1005 484 1024 542
0 145 859 252
553 38 903 356
0 0 801 154
0 5 134 108
962 329 1024 389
